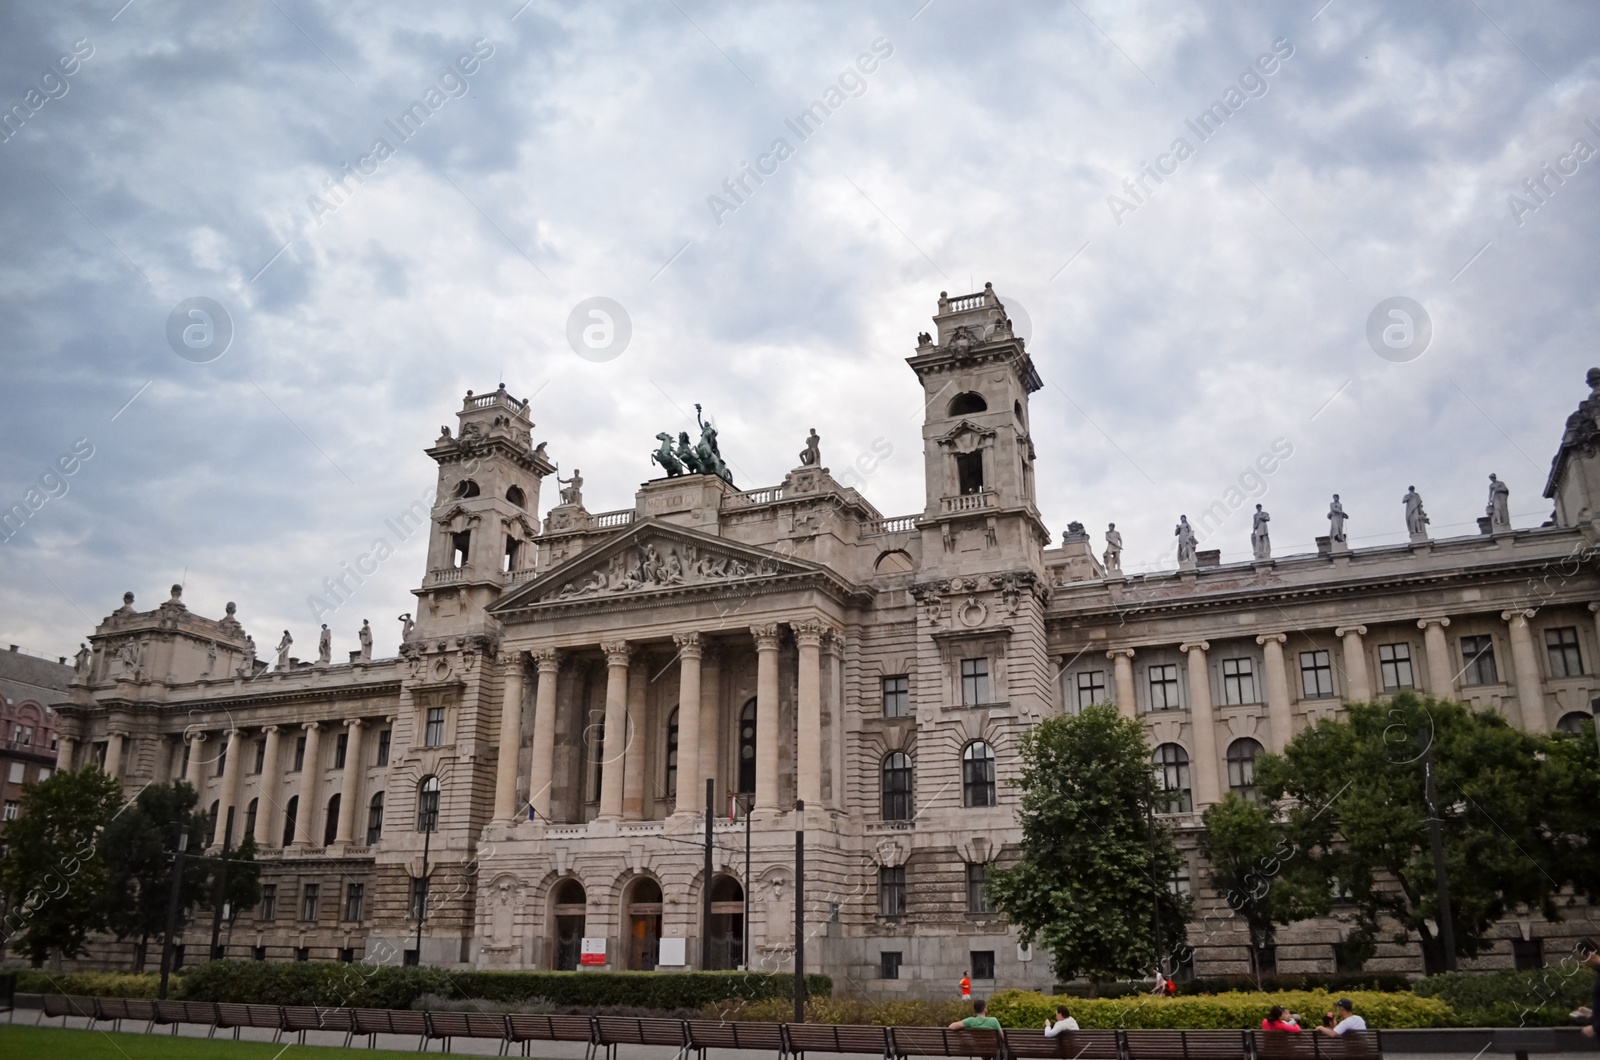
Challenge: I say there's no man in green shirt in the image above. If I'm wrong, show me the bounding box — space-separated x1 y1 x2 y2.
949 998 1003 1031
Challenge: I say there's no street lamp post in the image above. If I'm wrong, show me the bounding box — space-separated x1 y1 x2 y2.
158 831 189 1001
1422 743 1458 972
793 799 805 1024
413 784 437 965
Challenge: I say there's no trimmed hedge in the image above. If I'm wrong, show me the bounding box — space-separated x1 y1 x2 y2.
714 997 977 1027
986 989 1453 1030
14 971 165 998
1055 973 1414 998
1413 968 1593 1027
175 961 830 1011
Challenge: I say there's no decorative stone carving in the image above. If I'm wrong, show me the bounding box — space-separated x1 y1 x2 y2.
358 619 373 661
1487 473 1511 532
1327 494 1348 543
274 630 292 670
398 612 416 642
73 642 91 676
1174 515 1197 567
1104 523 1123 574
556 469 584 507
318 624 332 664
219 601 243 637
204 640 217 677
1061 521 1089 543
1251 505 1272 561
239 635 256 677
1403 486 1430 542
547 538 783 600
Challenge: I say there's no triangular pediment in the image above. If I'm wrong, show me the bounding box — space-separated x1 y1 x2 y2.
490 519 823 612
934 419 996 444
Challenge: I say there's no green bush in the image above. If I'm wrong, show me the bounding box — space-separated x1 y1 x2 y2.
175 961 829 1011
1055 973 1415 997
1412 968 1593 1027
714 997 975 1026
15 971 165 998
987 989 1454 1029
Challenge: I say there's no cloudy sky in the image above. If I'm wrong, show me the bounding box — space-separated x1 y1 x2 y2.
3 0 1598 660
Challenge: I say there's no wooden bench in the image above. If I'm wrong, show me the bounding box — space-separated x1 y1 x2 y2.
595 1015 693 1060
281 1004 356 1046
214 1002 284 1041
426 1010 513 1054
1257 1030 1382 1059
507 1012 601 1059
687 1018 790 1060
1004 1028 1124 1060
93 996 162 1034
351 1006 429 1050
39 994 95 1027
1124 1029 1253 1060
888 1026 1003 1060
785 1022 894 1060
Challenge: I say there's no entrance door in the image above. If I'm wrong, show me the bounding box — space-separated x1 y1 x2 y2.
625 877 664 970
708 875 745 970
550 878 587 971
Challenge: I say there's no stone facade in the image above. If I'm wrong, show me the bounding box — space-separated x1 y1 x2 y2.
44 288 1600 990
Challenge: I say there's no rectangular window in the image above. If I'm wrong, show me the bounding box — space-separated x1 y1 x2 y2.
1299 650 1334 698
339 947 356 964
1512 937 1543 971
1148 664 1180 711
878 866 907 917
880 951 902 980
971 950 996 980
424 708 445 747
1169 863 1191 896
37 767 50 782
965 862 992 914
344 883 364 922
16 726 31 746
261 884 277 921
301 883 319 922
366 794 384 845
292 736 306 772
1546 627 1584 677
410 877 430 922
1461 635 1499 685
960 659 990 706
334 733 348 770
2 801 18 821
1221 658 1257 705
881 675 910 718
252 739 265 773
295 947 309 963
7 762 22 784
955 451 984 494
450 529 472 569
1075 670 1107 710
1378 643 1415 691
376 729 391 766
254 946 267 962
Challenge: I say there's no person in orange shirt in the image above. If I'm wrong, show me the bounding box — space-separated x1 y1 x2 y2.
959 972 972 1000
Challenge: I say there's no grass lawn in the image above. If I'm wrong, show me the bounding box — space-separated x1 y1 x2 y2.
0 1023 431 1058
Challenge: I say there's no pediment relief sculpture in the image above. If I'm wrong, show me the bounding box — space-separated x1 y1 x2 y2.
548 538 786 600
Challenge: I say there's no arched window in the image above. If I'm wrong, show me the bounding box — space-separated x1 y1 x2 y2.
962 742 996 807
1557 711 1592 735
1153 744 1192 814
281 796 299 847
417 775 440 832
738 699 756 795
1226 738 1264 802
244 797 259 842
881 752 913 820
625 877 664 970
454 479 481 498
875 549 915 574
506 485 526 508
1013 399 1025 424
323 793 341 846
366 792 384 845
665 708 679 804
948 391 988 416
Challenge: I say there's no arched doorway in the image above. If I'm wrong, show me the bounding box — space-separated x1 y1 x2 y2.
550 878 586 970
624 877 663 970
708 875 744 970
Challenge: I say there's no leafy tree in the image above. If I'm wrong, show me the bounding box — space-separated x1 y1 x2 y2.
0 767 124 965
988 705 1190 990
97 781 212 970
1257 693 1566 974
1538 718 1600 898
1197 794 1336 978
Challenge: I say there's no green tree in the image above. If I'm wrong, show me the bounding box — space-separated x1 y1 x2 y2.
97 781 212 970
1538 718 1600 898
988 705 1190 990
1197 793 1327 977
0 767 124 965
1257 693 1565 974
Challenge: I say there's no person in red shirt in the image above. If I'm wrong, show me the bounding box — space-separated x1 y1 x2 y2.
959 972 972 1000
1261 1006 1302 1033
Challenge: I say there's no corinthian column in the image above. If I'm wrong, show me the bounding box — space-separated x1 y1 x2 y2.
1418 618 1455 700
334 719 365 844
492 654 527 824
1256 634 1294 753
1502 610 1547 731
218 729 244 845
597 641 631 821
254 726 281 847
1335 625 1371 702
184 732 207 789
1107 649 1136 719
673 633 703 814
794 621 828 808
622 654 650 819
291 722 321 847
751 624 781 812
527 649 561 822
104 731 125 778
1181 642 1222 808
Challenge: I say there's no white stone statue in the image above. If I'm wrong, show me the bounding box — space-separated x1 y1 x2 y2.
358 619 373 661
557 469 584 507
1104 523 1123 573
398 613 415 641
73 642 91 676
204 639 217 676
317 624 332 664
116 638 139 677
240 635 256 676
1174 515 1197 565
1403 486 1429 538
275 630 293 670
1327 494 1348 542
1487 473 1511 530
1251 505 1272 560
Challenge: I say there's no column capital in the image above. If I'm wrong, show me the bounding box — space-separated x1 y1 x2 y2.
502 648 529 675
1335 624 1368 638
1179 641 1210 655
1502 608 1536 623
1255 633 1287 646
1106 647 1136 660
225 728 244 739
188 731 207 744
301 721 320 733
532 647 562 672
793 620 833 648
1590 602 1600 614
1417 617 1452 630
750 624 781 650
822 628 846 657
344 717 365 731
673 631 703 659
602 640 632 666
260 724 279 736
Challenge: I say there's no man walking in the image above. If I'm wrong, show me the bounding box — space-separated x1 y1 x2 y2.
959 971 971 1001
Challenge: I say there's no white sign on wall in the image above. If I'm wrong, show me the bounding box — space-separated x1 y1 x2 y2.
657 937 688 967
580 937 607 967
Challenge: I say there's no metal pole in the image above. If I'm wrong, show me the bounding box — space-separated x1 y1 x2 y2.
743 793 751 971
794 799 805 1024
1148 797 1162 978
702 778 714 971
159 832 188 1001
1423 746 1457 972
414 812 431 964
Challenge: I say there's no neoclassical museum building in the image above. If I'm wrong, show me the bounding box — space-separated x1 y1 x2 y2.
50 287 1600 992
